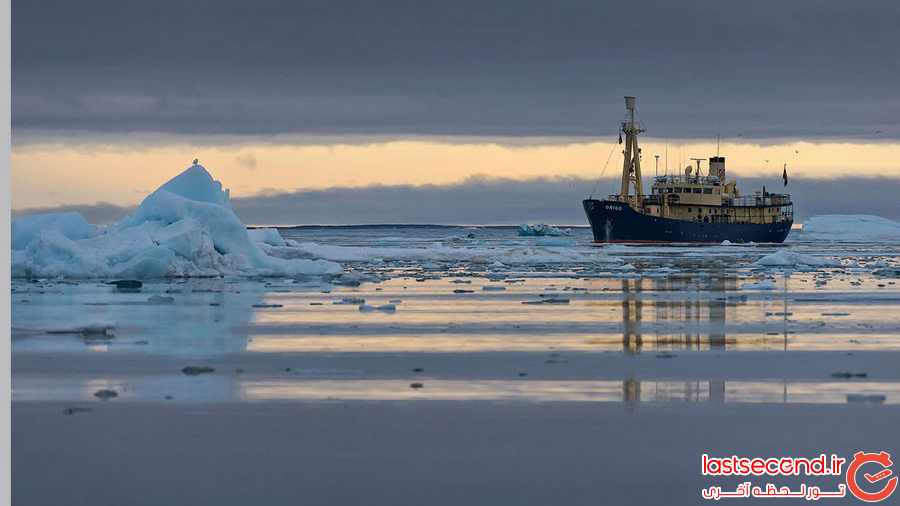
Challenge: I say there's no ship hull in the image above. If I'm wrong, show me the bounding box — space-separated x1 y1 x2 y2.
583 199 792 243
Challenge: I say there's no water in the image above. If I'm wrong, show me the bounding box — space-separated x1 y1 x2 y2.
12 225 900 405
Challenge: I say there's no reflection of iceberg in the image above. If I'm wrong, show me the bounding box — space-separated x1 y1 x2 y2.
799 215 900 243
11 278 278 356
12 164 341 278
517 224 568 237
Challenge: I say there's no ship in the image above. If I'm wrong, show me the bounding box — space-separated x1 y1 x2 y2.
583 97 793 243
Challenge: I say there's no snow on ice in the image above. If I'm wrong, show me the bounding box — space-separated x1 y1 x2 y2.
12 164 341 278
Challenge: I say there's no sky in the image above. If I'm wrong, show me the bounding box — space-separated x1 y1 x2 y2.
12 0 900 224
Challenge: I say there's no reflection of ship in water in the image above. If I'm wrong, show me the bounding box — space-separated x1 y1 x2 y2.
617 274 780 353
618 274 788 404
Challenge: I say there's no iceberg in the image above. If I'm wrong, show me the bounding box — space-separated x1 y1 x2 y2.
12 164 342 278
799 215 900 243
517 224 568 237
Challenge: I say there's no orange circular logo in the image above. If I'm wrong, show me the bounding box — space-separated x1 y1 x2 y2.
846 451 898 503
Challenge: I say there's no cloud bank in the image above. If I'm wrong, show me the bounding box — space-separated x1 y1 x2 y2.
14 176 900 226
13 0 900 139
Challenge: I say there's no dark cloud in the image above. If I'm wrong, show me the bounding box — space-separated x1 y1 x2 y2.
13 1 900 139
14 177 900 225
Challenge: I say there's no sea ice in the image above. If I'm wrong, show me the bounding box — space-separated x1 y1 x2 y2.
292 241 623 266
12 164 341 278
754 250 840 268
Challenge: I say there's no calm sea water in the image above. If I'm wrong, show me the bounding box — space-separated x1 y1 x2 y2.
12 224 900 405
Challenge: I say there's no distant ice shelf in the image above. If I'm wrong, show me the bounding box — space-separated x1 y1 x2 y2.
799 215 900 243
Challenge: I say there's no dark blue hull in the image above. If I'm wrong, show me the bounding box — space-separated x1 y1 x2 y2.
583 199 792 243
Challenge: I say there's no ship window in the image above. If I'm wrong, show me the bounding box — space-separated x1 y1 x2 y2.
703 188 712 194
693 188 702 194
666 188 673 193
674 188 682 193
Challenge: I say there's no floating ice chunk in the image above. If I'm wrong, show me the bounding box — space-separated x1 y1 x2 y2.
522 298 569 305
720 240 733 246
334 297 366 305
846 394 886 404
12 212 97 250
358 303 397 313
12 165 341 278
800 215 900 242
754 250 839 267
45 319 116 337
517 224 567 236
247 227 287 247
740 280 776 290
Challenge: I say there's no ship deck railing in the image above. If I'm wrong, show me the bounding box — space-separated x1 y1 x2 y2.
707 212 793 225
652 175 721 185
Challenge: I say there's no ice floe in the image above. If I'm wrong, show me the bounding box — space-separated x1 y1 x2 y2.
517 224 568 236
12 164 341 279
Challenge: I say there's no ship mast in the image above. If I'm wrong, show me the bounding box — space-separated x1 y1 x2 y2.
619 96 645 204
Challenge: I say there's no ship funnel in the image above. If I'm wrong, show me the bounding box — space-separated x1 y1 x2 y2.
624 96 636 111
